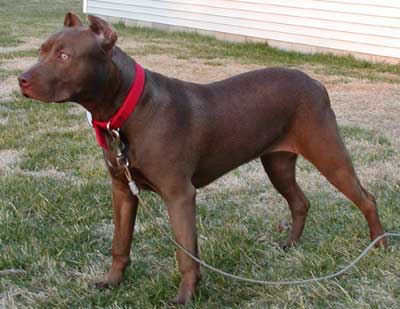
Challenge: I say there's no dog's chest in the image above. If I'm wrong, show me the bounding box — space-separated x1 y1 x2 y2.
104 152 157 192
129 167 157 191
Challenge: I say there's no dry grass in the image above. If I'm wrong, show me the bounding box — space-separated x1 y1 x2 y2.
0 76 19 99
0 37 42 54
0 149 20 172
0 57 36 71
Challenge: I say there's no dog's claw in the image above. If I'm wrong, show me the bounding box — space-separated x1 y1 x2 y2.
282 240 298 250
92 278 121 290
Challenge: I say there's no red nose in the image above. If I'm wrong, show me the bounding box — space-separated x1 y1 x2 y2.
18 73 31 88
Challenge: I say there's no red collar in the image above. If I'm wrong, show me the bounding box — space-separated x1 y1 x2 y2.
91 63 145 149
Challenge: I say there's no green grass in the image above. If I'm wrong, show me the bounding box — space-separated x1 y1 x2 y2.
1 174 400 307
340 126 392 146
0 49 39 61
0 0 82 46
340 126 395 163
1 0 400 307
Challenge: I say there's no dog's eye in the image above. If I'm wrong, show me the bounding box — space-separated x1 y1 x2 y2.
59 52 70 61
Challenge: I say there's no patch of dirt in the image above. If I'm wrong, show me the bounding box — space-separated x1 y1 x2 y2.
35 125 83 135
68 105 86 115
136 54 261 83
356 284 399 307
0 105 12 112
0 287 48 308
329 82 400 148
0 97 14 104
0 149 81 183
0 37 42 54
0 115 8 125
357 160 400 186
17 169 80 182
0 149 21 172
0 57 36 71
0 58 36 99
119 37 180 52
0 75 19 98
118 38 147 51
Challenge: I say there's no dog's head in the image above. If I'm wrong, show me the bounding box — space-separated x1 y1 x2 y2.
18 12 117 103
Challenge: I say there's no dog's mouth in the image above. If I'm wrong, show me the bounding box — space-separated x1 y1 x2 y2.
21 86 56 103
19 85 69 103
20 86 34 99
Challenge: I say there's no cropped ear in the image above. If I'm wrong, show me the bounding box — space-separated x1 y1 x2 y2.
87 15 117 51
64 12 83 27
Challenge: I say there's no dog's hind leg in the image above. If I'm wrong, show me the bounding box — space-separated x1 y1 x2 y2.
297 108 386 246
261 151 309 247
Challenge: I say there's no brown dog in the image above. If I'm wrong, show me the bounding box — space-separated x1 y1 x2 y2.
19 13 386 304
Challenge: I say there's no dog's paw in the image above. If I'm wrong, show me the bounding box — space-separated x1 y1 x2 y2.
167 280 197 306
92 280 112 290
167 297 183 306
92 276 122 290
167 296 194 306
372 234 388 248
281 242 295 250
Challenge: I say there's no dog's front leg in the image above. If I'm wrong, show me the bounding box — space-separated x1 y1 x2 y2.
96 179 138 288
164 184 201 305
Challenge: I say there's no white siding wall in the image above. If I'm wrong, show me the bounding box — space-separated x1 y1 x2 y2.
85 0 400 61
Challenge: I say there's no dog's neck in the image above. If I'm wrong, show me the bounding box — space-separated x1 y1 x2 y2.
79 47 136 122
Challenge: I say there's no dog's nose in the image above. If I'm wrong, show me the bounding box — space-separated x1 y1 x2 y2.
18 73 31 88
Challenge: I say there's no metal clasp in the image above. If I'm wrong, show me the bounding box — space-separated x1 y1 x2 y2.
109 129 124 157
108 128 139 196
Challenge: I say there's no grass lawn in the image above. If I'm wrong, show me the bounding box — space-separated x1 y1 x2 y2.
1 0 399 307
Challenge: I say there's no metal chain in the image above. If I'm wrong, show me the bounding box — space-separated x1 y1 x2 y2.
137 193 400 285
